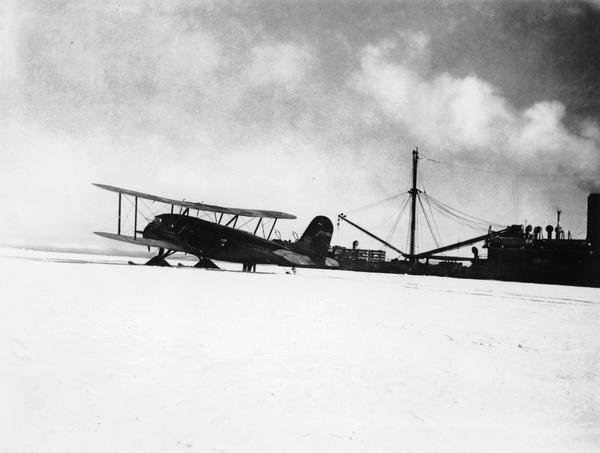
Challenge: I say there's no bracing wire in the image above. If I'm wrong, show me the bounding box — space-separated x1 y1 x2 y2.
237 217 256 230
196 210 212 221
119 196 133 227
386 194 411 243
423 193 504 230
261 220 266 238
423 192 442 245
417 164 427 193
420 152 579 178
424 200 492 234
417 162 443 245
418 195 441 248
124 196 152 223
345 192 407 214
426 202 491 234
139 198 162 222
421 154 511 175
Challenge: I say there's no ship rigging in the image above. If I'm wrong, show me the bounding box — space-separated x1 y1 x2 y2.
337 148 508 264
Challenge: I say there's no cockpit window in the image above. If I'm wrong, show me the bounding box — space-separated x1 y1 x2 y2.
154 217 162 223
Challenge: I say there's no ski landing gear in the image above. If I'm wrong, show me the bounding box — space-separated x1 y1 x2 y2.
144 248 176 266
194 257 220 269
242 263 257 272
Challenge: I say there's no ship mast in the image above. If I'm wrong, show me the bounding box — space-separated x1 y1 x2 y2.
409 148 419 262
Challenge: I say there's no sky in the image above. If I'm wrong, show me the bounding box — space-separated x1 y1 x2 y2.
2 0 600 254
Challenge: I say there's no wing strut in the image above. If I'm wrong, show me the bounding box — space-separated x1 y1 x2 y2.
118 193 122 235
134 196 138 239
253 217 263 235
225 215 239 228
267 219 278 240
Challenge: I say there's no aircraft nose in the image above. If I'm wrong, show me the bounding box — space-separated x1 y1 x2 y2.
143 219 162 239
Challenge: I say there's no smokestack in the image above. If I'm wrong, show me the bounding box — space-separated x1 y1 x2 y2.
587 194 600 251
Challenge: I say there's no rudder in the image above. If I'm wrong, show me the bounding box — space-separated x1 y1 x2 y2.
295 216 334 259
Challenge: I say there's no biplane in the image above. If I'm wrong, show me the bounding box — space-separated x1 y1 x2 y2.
93 184 339 271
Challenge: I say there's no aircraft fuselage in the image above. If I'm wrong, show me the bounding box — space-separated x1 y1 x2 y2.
143 214 296 266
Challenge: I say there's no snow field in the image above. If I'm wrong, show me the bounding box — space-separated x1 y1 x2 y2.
1 250 599 452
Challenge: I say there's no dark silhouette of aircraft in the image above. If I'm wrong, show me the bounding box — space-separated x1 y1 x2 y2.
93 184 339 271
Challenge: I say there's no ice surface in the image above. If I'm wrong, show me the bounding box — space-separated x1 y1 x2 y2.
1 247 599 452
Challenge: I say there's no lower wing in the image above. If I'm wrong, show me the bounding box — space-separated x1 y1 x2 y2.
94 232 183 252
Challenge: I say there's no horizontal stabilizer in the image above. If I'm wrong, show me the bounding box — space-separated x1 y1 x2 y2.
273 249 315 266
93 183 296 219
94 232 182 252
325 257 339 267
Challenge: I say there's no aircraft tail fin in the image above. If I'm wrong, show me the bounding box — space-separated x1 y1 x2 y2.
294 216 336 264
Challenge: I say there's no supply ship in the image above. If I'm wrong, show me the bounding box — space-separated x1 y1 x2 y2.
331 149 600 287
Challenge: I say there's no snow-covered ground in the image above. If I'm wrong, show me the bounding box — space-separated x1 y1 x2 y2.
1 247 599 452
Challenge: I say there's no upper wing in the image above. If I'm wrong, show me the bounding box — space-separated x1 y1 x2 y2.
93 183 296 219
94 232 184 251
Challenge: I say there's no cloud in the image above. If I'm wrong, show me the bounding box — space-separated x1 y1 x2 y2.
352 38 600 177
3 2 600 249
20 5 224 110
246 42 313 90
0 0 20 84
